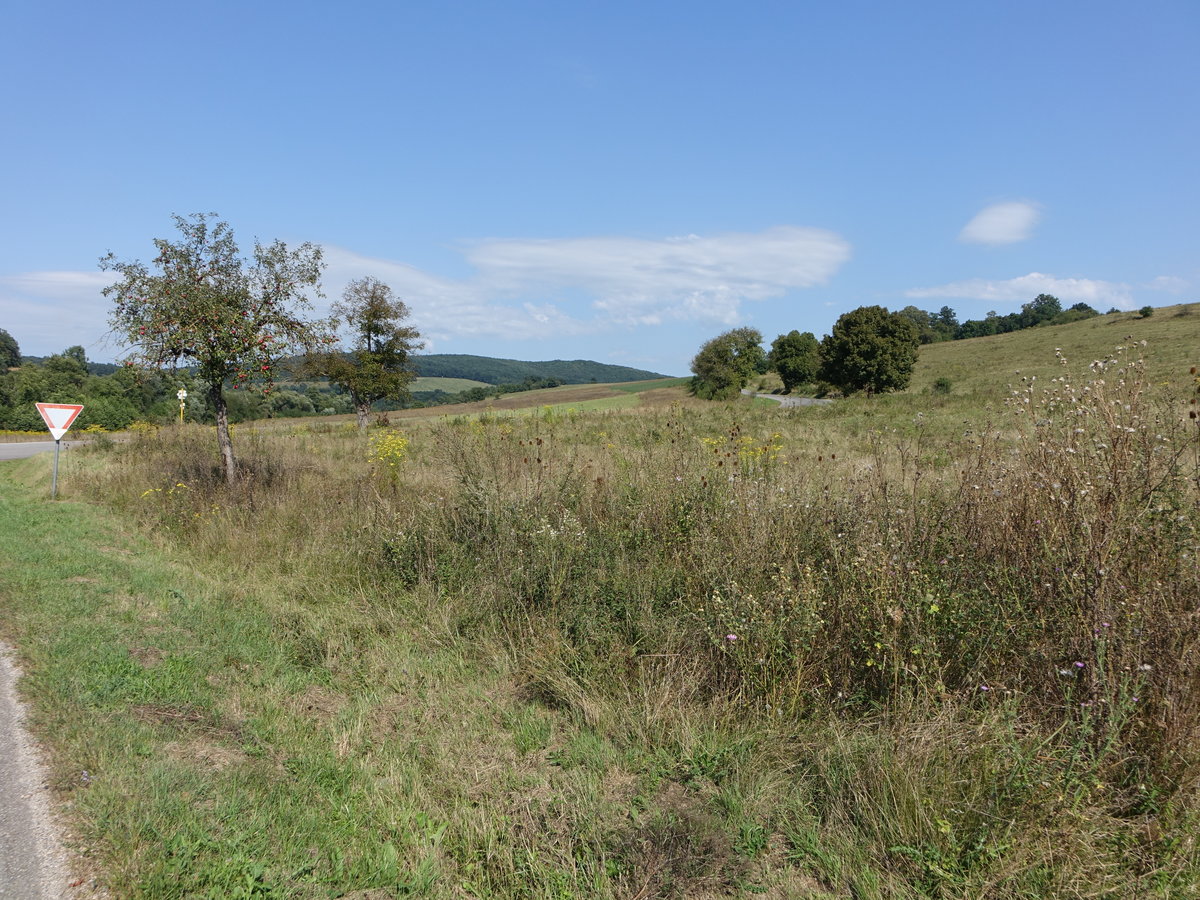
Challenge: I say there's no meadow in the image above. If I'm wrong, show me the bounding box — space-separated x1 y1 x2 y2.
1 307 1198 898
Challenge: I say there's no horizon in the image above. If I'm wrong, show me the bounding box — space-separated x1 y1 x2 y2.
2 1 1196 375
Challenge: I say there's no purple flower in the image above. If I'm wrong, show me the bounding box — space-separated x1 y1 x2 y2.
1074 661 1085 668
725 634 737 642
979 685 990 692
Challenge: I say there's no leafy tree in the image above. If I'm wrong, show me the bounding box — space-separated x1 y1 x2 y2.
690 327 765 400
895 306 936 344
316 277 423 428
935 306 958 332
819 305 920 394
63 345 88 369
1051 303 1100 326
0 329 20 369
44 350 88 386
768 330 820 392
1019 293 1062 328
102 213 329 484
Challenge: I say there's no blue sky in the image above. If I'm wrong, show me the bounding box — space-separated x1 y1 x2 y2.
2 0 1196 375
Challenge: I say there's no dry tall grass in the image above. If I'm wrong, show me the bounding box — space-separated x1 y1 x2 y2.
89 342 1200 896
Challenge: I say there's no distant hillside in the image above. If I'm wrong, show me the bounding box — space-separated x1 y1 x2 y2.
909 301 1199 397
411 354 666 385
19 357 120 376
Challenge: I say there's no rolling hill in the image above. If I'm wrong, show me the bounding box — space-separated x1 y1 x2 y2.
410 354 667 385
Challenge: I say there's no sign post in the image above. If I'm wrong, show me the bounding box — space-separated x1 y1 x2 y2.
35 403 84 499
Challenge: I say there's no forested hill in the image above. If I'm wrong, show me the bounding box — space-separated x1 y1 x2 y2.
410 355 666 385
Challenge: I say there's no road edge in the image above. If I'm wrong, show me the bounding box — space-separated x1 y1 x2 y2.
0 644 88 898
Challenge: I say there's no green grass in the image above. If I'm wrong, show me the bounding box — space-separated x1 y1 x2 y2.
910 302 1200 397
515 393 643 414
610 377 692 393
2 311 1199 897
409 376 492 393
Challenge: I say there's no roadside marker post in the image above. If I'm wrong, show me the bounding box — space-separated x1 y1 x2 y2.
34 403 84 499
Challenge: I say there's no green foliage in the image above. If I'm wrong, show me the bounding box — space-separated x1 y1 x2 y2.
412 354 666 384
0 328 21 368
0 350 168 431
101 213 329 481
1019 292 1062 327
1140 305 1155 318
315 276 422 428
768 330 821 392
690 327 765 400
896 305 955 344
819 305 919 394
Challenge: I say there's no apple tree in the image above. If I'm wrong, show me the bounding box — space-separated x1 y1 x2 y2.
102 213 330 484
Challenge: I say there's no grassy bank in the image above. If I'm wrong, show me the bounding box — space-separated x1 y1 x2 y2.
2 333 1199 897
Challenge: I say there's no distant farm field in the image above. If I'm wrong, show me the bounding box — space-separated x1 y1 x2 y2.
409 376 491 393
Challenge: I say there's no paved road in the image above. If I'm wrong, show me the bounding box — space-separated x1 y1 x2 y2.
741 390 833 408
0 443 79 463
0 647 73 898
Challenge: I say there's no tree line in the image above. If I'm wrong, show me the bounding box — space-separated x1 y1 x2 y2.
898 294 1106 343
1 214 425 484
690 293 1113 401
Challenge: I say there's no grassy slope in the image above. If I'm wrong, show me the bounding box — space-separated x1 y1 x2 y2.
1 309 1198 897
390 379 692 421
411 354 667 385
409 376 492 393
910 304 1198 395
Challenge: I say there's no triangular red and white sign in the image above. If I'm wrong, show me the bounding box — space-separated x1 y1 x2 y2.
35 403 84 441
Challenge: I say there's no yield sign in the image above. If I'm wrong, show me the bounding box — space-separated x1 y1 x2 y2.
36 403 84 441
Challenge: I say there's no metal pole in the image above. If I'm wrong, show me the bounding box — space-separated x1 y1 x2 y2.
51 439 61 499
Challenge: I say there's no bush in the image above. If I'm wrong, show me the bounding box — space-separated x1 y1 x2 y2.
1140 305 1155 318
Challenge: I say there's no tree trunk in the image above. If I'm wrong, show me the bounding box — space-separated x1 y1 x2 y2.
355 401 370 430
209 382 238 485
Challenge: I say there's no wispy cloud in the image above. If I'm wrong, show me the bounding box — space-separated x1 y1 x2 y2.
959 201 1041 246
3 226 851 356
1147 275 1189 294
906 272 1134 308
0 271 118 356
324 226 851 339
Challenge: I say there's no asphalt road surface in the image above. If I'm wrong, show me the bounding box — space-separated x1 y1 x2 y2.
0 647 73 898
0 443 79 462
740 390 834 407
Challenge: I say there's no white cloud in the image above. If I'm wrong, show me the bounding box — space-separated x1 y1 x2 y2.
959 201 1041 246
3 226 852 356
1147 275 1188 294
325 226 851 339
0 271 119 356
906 272 1135 308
